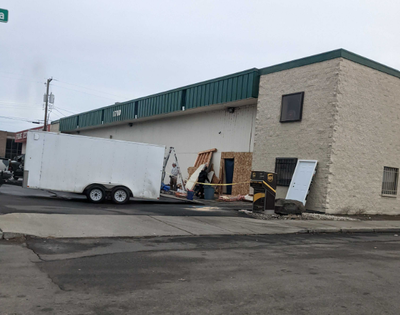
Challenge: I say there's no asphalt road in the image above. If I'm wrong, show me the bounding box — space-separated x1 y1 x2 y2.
1 233 400 314
0 184 249 216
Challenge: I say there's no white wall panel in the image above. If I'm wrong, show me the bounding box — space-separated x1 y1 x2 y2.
79 105 257 181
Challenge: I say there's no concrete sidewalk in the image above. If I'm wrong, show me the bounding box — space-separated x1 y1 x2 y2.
1 213 400 239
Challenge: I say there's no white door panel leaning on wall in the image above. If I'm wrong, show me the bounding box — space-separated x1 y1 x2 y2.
286 160 318 205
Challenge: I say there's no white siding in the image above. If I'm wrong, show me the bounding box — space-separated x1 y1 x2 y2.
78 105 257 181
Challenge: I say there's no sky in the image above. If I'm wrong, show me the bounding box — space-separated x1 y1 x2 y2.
1 0 399 132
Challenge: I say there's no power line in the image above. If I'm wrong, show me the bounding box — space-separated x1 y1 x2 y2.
0 100 39 105
0 115 43 124
0 101 42 110
0 101 76 115
53 108 67 117
54 106 76 114
50 111 63 119
51 83 119 101
0 70 45 80
0 105 39 110
53 79 129 99
0 74 128 102
0 74 43 85
0 100 77 116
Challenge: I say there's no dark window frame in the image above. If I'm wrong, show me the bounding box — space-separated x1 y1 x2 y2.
280 92 304 123
5 139 22 159
275 158 298 186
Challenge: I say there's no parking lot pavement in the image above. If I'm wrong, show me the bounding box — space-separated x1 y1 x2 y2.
2 234 400 314
0 184 250 216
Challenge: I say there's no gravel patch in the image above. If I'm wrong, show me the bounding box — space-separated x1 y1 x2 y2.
239 210 360 221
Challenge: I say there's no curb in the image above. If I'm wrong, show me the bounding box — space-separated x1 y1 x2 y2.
1 227 399 240
308 228 400 234
341 228 375 233
373 228 400 233
307 228 341 233
0 231 26 241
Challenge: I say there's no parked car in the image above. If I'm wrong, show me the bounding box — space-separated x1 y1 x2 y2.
9 155 24 180
0 158 8 172
0 158 12 182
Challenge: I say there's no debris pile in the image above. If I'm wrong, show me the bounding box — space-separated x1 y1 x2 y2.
218 195 246 202
239 210 359 221
275 199 305 215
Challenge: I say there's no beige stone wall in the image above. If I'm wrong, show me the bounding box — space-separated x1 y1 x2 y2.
50 123 60 132
252 59 341 212
327 59 400 214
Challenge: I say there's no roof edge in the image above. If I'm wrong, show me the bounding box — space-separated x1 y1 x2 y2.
259 49 343 75
340 49 400 79
60 67 260 118
259 48 400 79
60 49 400 122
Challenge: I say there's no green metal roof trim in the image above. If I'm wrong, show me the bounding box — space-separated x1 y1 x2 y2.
340 49 400 79
79 110 103 128
59 116 78 132
259 49 400 79
59 49 400 132
59 68 259 132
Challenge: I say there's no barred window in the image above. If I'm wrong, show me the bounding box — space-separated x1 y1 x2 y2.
275 158 298 186
382 167 399 196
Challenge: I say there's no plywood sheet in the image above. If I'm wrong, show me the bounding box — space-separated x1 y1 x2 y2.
194 148 217 168
187 166 198 178
232 152 252 196
211 174 219 184
218 152 253 196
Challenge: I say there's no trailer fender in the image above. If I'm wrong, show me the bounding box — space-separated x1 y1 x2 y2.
109 185 133 198
83 183 106 195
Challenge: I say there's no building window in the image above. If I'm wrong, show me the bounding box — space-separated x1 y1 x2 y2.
275 158 298 186
382 167 399 196
5 139 22 159
280 92 304 122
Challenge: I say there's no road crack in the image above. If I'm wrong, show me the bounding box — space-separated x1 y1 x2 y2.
24 239 71 292
148 215 195 235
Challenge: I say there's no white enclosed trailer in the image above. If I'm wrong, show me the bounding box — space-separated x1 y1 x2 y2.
23 131 165 204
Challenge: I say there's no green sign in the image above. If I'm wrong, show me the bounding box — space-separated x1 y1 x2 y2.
0 8 8 23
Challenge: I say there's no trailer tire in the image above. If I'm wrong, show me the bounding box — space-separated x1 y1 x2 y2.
112 187 130 204
87 186 106 203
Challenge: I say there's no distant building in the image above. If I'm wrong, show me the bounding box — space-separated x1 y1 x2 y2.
0 130 21 159
55 49 400 215
15 125 51 155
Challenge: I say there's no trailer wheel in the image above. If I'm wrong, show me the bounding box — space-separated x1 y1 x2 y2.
112 187 129 204
87 186 105 203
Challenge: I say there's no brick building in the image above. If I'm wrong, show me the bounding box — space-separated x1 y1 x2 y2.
0 130 21 159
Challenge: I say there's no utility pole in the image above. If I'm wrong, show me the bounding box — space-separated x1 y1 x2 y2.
43 77 53 131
